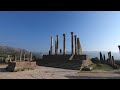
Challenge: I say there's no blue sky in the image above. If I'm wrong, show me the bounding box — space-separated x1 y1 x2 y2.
0 11 120 53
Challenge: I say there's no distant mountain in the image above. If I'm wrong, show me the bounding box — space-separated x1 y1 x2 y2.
0 46 44 58
0 46 29 56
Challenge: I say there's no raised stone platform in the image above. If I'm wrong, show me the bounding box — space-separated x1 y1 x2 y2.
43 54 71 61
37 54 92 70
43 54 89 61
6 61 37 72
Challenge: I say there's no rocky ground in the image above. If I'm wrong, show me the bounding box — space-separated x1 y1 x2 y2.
1 64 120 79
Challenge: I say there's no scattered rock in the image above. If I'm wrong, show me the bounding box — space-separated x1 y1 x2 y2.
81 66 93 71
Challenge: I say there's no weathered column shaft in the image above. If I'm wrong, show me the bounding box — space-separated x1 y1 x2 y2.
109 52 111 60
107 52 110 64
112 56 115 66
108 52 112 64
118 45 120 53
56 35 59 55
77 38 82 55
79 38 82 55
55 40 57 55
77 38 79 55
103 54 106 60
63 34 66 55
50 37 53 55
108 52 110 60
100 52 103 60
19 50 22 61
30 52 32 61
71 32 74 55
74 35 77 55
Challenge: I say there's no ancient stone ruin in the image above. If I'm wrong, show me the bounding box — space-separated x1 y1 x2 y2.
6 51 37 72
40 32 92 71
118 45 120 53
99 51 119 69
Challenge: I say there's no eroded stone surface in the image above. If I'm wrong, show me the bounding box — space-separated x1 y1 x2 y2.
6 61 37 72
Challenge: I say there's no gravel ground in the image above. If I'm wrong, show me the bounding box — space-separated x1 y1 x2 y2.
1 65 120 79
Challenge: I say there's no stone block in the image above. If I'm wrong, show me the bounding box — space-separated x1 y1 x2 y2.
81 66 93 71
6 61 37 72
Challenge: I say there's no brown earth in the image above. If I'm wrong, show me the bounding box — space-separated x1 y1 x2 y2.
0 64 120 79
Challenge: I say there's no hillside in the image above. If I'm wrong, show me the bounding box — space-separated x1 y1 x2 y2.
0 46 29 57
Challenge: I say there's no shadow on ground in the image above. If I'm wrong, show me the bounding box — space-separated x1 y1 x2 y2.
0 67 7 72
65 76 120 79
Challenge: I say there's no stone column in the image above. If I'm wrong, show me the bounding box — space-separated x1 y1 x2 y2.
100 52 103 60
77 38 82 55
103 54 106 60
109 51 112 60
108 51 112 64
23 53 26 61
71 32 74 55
109 51 112 65
74 35 77 55
112 56 115 66
55 40 57 55
63 34 66 55
19 50 22 61
50 36 53 55
107 52 110 64
108 52 109 60
56 35 59 55
118 45 120 53
30 52 32 61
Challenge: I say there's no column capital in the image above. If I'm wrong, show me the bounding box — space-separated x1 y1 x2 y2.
63 34 65 36
74 35 77 37
71 32 74 34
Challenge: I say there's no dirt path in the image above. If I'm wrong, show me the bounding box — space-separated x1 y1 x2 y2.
0 65 120 79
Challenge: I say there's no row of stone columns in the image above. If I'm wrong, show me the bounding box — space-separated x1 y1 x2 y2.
49 32 82 55
71 32 82 55
50 35 60 55
14 50 32 61
100 51 115 66
107 51 115 66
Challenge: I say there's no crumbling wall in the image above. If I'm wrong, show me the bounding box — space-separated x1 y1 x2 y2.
6 61 37 72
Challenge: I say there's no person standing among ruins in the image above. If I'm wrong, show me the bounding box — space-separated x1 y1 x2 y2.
60 49 62 55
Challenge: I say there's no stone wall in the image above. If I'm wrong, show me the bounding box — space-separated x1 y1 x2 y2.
37 54 92 70
6 61 37 72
